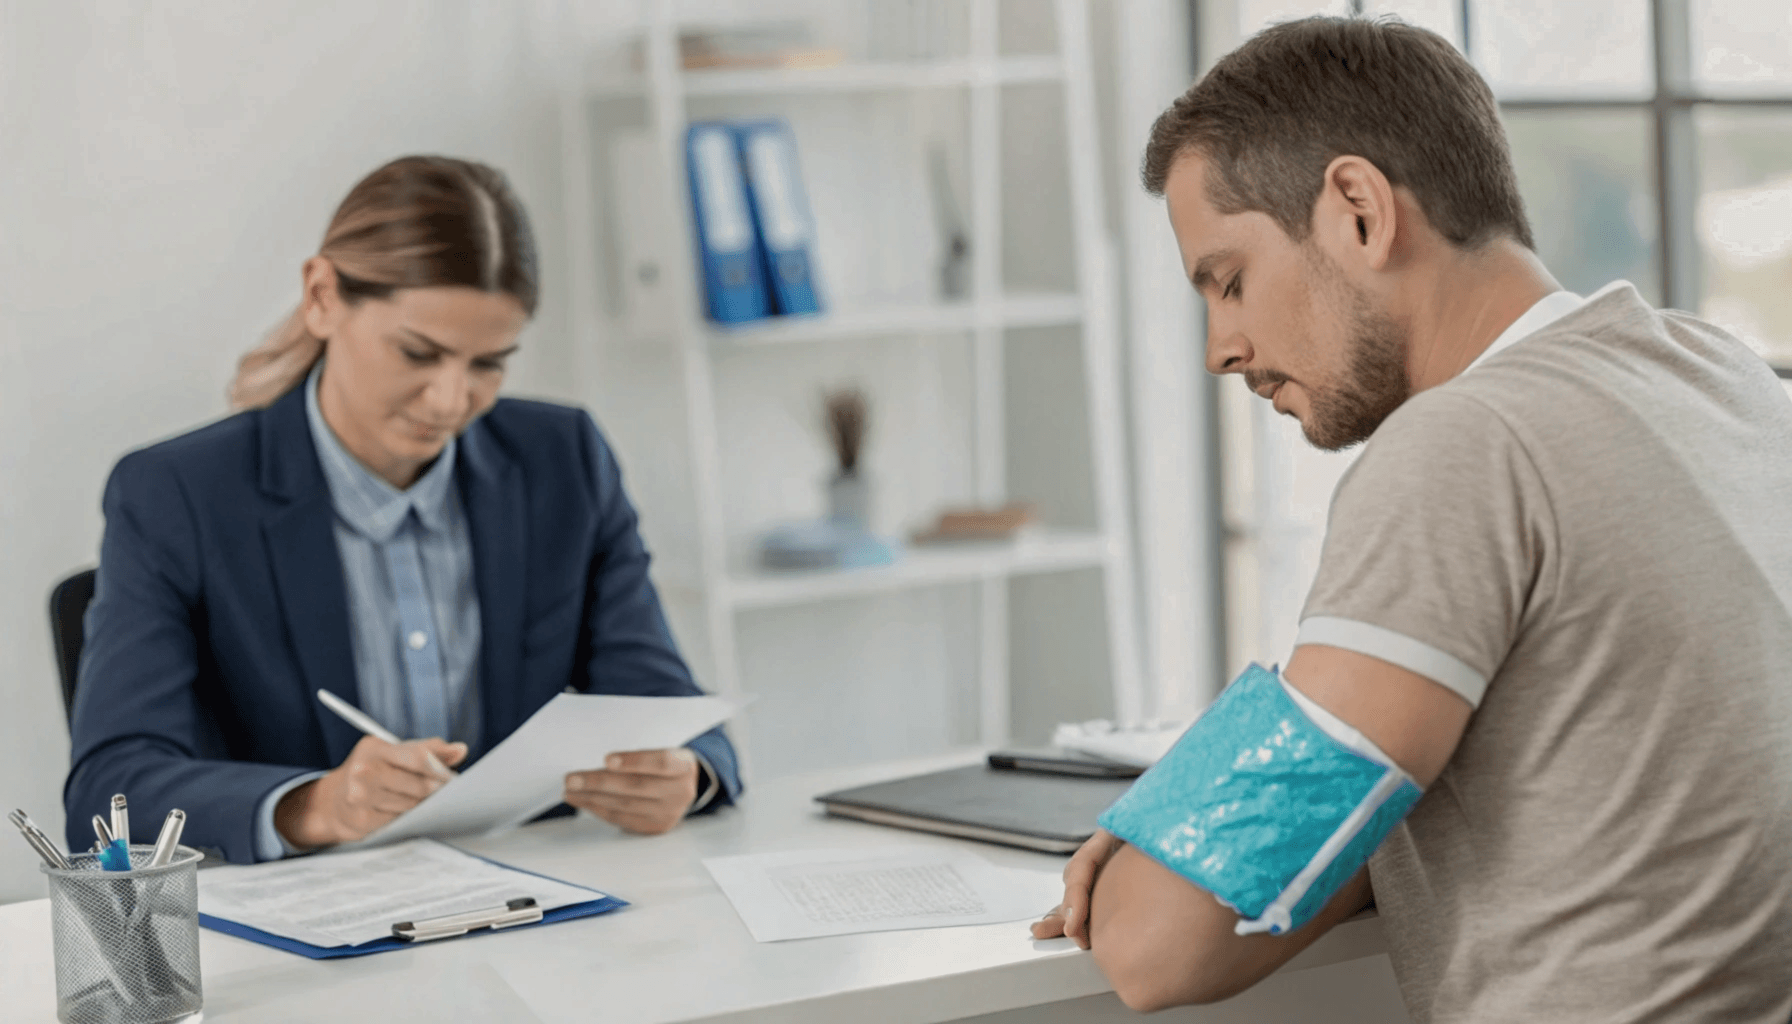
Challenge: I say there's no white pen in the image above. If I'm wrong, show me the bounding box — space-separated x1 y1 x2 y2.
110 794 130 846
148 809 186 868
15 811 136 1003
8 810 71 870
315 688 456 780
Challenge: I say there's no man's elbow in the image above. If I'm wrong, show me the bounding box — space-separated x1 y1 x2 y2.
1090 906 1237 1010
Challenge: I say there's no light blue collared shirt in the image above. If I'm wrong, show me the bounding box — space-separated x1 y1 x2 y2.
253 364 717 859
252 363 483 859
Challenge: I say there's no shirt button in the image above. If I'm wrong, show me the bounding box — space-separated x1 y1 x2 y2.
408 631 429 651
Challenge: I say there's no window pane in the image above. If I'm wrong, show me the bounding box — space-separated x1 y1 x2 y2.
1237 0 1348 39
1696 108 1792 365
1692 0 1792 94
1472 0 1651 98
1233 1 1460 48
1362 0 1462 46
1504 110 1660 302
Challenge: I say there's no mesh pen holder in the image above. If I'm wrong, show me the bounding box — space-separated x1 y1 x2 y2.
40 846 204 1024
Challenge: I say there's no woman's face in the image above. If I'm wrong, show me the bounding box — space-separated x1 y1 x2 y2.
302 257 527 489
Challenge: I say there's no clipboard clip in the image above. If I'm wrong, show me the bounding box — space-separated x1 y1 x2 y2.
391 897 543 943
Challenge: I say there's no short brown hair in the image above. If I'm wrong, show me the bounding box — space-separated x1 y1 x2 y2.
1143 17 1532 250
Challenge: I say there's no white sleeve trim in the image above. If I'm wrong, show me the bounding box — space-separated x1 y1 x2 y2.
1295 616 1488 707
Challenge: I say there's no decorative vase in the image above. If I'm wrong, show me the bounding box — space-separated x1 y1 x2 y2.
827 471 870 533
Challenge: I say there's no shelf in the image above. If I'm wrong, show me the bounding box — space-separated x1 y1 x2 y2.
705 293 1083 347
589 56 1064 98
723 530 1113 610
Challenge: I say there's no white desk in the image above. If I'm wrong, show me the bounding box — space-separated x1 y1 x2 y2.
0 752 1391 1023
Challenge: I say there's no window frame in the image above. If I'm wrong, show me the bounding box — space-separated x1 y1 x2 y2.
1316 0 1792 376
1458 0 1792 376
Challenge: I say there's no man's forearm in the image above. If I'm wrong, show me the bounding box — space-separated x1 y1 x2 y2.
1089 845 1373 1012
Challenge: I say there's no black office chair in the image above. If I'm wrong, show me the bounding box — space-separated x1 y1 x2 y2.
49 568 97 725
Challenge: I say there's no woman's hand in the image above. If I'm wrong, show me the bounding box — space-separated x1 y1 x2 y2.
562 748 700 836
274 735 467 848
1031 828 1125 949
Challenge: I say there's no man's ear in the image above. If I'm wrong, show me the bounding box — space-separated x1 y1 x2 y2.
300 256 344 340
1315 155 1398 273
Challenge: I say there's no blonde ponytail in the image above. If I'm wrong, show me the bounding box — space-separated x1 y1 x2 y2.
229 307 323 410
227 155 538 412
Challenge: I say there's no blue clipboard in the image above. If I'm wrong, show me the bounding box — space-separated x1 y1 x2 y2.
199 849 629 959
199 897 625 959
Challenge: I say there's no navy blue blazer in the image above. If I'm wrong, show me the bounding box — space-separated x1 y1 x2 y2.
64 384 740 863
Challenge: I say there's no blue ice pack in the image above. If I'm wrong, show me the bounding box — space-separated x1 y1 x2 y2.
1097 663 1422 936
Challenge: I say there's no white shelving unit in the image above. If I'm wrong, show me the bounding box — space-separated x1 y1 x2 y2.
725 531 1113 610
560 0 1143 760
589 55 1067 97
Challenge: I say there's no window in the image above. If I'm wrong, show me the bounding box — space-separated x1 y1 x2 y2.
1207 0 1792 669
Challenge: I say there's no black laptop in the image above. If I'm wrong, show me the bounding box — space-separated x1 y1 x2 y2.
814 763 1137 854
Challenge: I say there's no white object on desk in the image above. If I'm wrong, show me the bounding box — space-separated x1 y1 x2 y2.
1051 718 1189 767
198 839 606 949
358 693 738 846
704 847 1061 942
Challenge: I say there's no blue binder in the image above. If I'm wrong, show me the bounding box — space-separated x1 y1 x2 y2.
199 851 627 959
735 119 823 316
687 122 770 324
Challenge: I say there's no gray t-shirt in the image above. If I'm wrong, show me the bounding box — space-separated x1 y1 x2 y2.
1299 283 1792 1022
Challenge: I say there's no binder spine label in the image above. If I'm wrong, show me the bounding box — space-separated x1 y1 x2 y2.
694 128 752 254
687 123 770 324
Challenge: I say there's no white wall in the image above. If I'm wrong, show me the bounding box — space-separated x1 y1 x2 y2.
0 0 1218 904
0 0 579 904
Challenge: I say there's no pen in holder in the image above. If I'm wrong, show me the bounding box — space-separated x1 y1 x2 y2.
40 846 204 1024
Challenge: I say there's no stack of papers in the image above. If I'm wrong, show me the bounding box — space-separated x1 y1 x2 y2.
199 840 610 949
703 847 1061 942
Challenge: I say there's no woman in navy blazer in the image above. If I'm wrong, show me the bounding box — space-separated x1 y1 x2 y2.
64 156 740 863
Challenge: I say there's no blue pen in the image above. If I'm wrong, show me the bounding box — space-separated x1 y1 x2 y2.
92 814 131 872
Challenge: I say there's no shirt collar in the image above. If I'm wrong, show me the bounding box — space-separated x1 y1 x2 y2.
1461 279 1631 376
1462 279 1634 376
304 362 458 542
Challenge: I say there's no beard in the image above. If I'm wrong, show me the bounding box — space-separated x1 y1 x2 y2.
1303 294 1409 450
1248 249 1411 452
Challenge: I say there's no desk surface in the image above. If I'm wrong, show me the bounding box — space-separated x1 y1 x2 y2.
0 751 1386 1023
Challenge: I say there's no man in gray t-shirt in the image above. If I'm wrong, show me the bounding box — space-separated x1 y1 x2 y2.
1032 16 1792 1023
1303 282 1792 1019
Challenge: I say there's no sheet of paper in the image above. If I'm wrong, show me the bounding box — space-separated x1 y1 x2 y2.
360 693 737 846
703 847 1062 942
198 839 605 948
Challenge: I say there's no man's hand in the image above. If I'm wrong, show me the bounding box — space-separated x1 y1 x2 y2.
275 735 467 848
563 748 700 836
1032 828 1123 948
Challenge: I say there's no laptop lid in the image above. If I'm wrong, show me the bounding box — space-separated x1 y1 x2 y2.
815 765 1135 853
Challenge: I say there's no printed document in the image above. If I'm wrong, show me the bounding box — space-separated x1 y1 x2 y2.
359 693 737 846
198 839 605 948
703 847 1061 941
